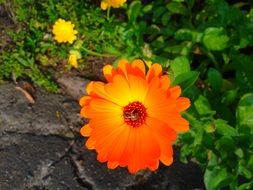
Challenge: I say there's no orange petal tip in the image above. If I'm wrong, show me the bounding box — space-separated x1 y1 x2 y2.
80 124 92 137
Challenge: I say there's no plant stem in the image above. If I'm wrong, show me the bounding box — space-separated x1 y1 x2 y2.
81 47 114 57
207 51 219 70
107 7 111 20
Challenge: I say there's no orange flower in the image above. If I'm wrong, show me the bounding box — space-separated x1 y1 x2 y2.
79 59 190 173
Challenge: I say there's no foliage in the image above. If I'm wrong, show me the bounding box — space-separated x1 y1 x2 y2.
0 0 253 189
0 0 123 91
119 1 253 189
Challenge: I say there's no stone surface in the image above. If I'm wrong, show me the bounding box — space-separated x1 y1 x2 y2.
0 133 87 190
79 57 115 81
0 82 80 138
56 76 90 100
70 138 141 190
0 82 205 190
72 139 205 190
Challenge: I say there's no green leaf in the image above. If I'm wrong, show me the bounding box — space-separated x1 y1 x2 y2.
153 6 166 21
204 167 233 190
194 95 214 116
233 55 253 92
161 12 170 26
238 181 253 190
172 71 199 92
221 89 237 105
166 2 188 15
170 56 190 77
205 123 216 133
193 125 204 146
164 42 193 55
238 164 252 179
235 148 243 158
146 24 160 35
104 45 121 55
13 54 33 67
236 93 253 131
249 8 253 19
214 119 238 137
216 136 236 152
175 28 202 42
127 1 142 23
142 4 153 13
202 27 229 51
207 68 223 93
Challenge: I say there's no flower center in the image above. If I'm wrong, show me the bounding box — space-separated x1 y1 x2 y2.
61 27 70 35
123 101 147 127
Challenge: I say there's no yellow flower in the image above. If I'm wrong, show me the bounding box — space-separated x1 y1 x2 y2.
68 50 81 68
68 54 78 68
101 0 126 10
52 19 78 44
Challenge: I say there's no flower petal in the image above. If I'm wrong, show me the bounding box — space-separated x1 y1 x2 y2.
148 119 174 166
145 80 176 115
107 124 130 162
97 153 107 163
127 124 160 173
131 59 146 78
168 86 181 99
176 97 191 112
119 127 136 167
117 59 130 78
89 98 122 115
160 147 173 166
166 116 189 132
160 75 171 90
95 124 126 160
146 64 162 83
105 74 132 105
101 1 108 10
146 117 177 142
86 137 96 150
103 64 117 82
87 82 124 105
148 160 159 171
80 124 92 137
107 161 119 169
80 106 89 118
128 74 148 102
79 96 91 107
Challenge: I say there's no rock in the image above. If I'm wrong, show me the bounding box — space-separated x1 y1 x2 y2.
70 138 143 190
79 56 116 81
127 159 205 190
0 133 87 190
0 82 82 138
56 76 90 100
0 82 205 190
70 139 205 190
55 57 117 100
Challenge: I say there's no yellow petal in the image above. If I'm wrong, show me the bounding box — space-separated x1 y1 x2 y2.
101 1 108 10
68 54 78 68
